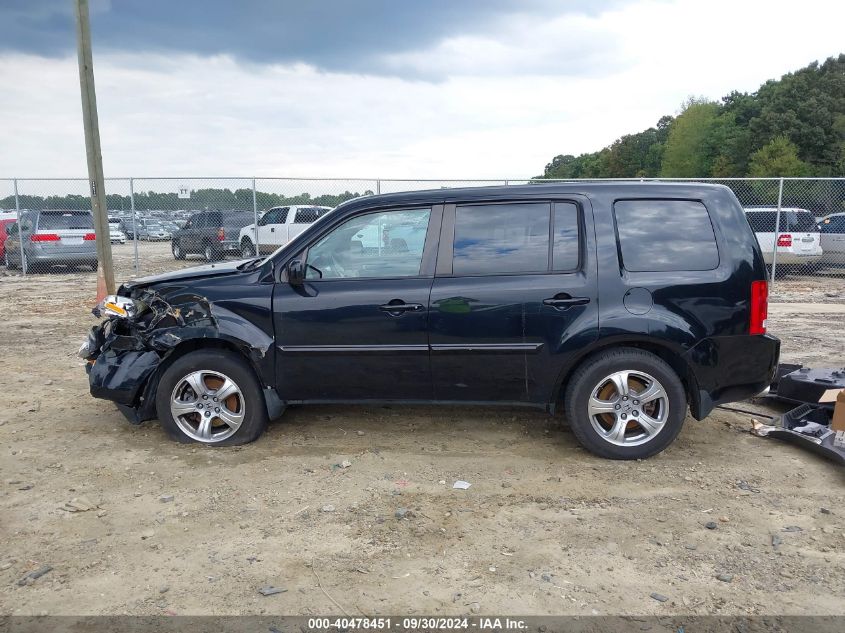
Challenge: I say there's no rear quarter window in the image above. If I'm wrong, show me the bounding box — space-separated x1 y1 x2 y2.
614 200 719 272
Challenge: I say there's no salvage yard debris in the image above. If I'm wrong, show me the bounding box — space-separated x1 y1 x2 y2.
59 496 98 512
17 565 52 586
257 586 287 596
751 400 845 465
453 480 471 490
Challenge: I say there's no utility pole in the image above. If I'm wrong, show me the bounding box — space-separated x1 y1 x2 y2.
75 0 115 298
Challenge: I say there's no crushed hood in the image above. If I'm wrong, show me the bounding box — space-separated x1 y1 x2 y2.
121 260 251 291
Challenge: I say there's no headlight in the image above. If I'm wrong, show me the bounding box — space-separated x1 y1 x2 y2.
95 294 138 319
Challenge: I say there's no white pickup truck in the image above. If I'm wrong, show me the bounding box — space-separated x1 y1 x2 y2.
239 205 332 257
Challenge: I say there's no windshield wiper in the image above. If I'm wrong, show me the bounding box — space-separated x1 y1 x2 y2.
237 257 265 270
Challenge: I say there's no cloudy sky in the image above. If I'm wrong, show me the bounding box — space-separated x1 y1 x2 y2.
0 0 843 180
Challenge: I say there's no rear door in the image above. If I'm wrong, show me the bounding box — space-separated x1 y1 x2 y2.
428 198 598 404
784 210 821 259
273 205 441 400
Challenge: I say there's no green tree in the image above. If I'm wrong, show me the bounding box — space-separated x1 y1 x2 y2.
748 135 811 176
660 98 719 177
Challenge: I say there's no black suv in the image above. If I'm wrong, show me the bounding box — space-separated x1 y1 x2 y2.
171 210 253 261
82 183 779 459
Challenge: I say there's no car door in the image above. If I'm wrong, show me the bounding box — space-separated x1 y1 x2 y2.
273 205 442 401
820 216 845 263
182 213 203 252
257 207 287 251
428 198 598 404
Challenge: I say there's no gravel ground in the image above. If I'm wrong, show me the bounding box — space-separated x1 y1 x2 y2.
1 247 844 617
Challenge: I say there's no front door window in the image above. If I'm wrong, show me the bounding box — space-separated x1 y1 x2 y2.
305 208 431 279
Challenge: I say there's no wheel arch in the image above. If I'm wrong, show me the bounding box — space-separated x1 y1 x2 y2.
551 336 702 418
141 336 283 423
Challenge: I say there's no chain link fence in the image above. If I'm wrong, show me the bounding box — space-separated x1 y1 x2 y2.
1 177 843 299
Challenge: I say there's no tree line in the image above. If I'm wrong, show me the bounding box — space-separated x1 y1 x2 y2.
0 189 373 213
537 54 844 213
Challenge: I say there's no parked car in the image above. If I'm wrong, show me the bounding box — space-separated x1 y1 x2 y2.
0 217 16 260
109 226 127 244
82 183 779 459
817 212 845 266
171 210 253 261
137 220 171 241
161 220 183 234
239 205 333 257
744 207 823 275
5 209 97 271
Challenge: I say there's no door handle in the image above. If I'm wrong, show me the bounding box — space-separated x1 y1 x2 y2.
379 301 424 316
543 294 590 310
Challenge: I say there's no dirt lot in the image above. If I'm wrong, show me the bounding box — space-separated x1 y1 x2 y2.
1 248 844 617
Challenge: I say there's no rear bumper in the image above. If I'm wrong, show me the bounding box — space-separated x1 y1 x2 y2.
683 334 780 419
23 250 97 266
762 251 822 265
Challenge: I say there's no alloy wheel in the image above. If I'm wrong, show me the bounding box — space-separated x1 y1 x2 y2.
587 370 669 447
170 370 245 443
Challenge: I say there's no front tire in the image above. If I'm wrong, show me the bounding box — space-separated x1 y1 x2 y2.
155 350 268 445
564 348 687 460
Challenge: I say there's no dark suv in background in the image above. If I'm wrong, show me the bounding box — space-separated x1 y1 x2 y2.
82 183 779 459
171 210 253 261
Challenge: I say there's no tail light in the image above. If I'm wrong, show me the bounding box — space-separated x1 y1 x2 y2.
30 233 60 242
777 234 792 247
749 280 768 335
217 228 225 242
84 233 96 241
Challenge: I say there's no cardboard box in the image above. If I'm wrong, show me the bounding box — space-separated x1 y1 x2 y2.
832 389 845 432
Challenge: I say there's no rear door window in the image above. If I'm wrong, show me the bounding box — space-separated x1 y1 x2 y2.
37 212 93 230
746 211 776 233
552 202 580 271
294 207 330 223
452 203 551 275
614 200 719 272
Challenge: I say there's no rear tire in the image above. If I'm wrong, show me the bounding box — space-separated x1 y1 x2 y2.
204 244 222 262
241 239 256 258
564 348 687 460
155 350 268 446
172 241 186 260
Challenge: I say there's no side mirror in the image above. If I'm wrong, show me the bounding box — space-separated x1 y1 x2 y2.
288 259 305 286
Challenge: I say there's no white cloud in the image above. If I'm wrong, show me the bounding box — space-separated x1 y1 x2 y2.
0 0 842 184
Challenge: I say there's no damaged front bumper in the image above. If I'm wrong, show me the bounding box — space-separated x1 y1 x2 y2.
81 286 280 425
88 348 160 423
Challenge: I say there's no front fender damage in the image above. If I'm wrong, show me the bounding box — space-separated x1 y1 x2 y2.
84 287 278 424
